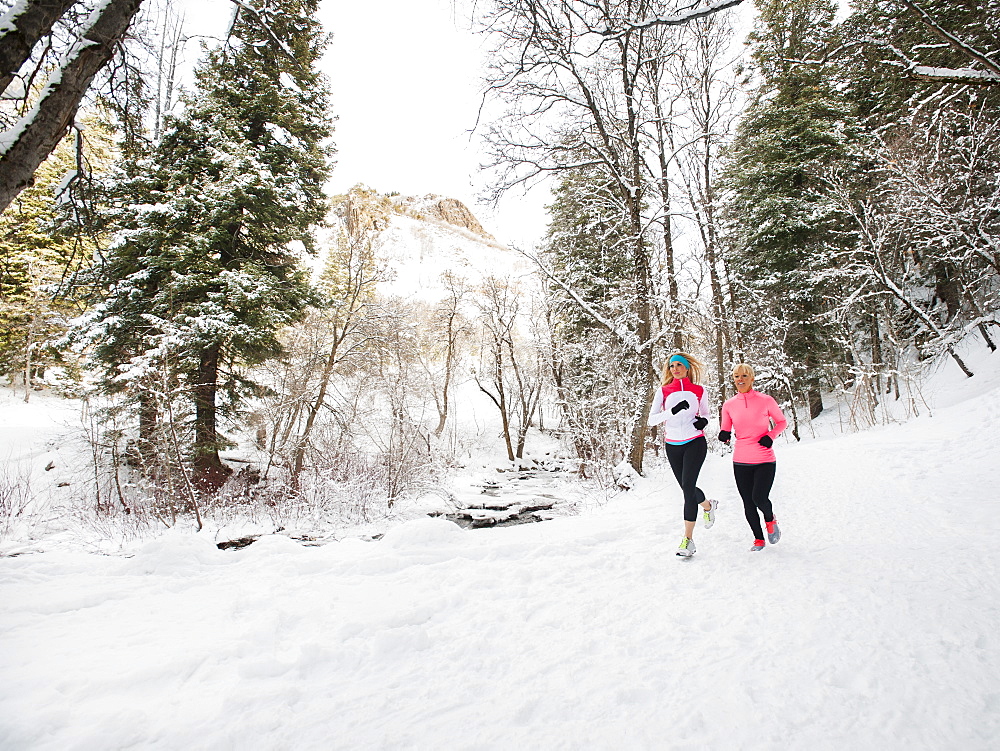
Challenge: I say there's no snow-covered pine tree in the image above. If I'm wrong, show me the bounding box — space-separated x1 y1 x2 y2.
542 166 638 473
719 0 859 419
74 0 334 491
0 129 98 394
829 0 1000 377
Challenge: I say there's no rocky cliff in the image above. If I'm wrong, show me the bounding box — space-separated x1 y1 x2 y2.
390 195 494 240
322 185 525 304
334 185 494 241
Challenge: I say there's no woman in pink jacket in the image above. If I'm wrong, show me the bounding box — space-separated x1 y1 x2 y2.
647 353 718 558
718 363 788 551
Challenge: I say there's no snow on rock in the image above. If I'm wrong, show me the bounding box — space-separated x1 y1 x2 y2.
120 529 228 575
379 515 464 549
388 193 494 239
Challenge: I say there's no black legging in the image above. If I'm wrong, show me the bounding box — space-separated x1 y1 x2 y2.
664 436 707 523
733 462 776 540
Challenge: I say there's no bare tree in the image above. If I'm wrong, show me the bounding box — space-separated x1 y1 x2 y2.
474 276 543 462
430 271 470 438
481 0 688 472
289 227 384 485
642 27 686 352
674 11 740 402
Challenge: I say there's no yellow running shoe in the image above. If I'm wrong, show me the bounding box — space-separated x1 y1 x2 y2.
676 537 696 557
702 499 719 529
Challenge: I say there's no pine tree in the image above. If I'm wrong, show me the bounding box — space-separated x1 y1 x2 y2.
74 0 334 490
0 125 111 393
838 0 1000 127
831 0 1000 375
542 166 638 469
720 0 858 418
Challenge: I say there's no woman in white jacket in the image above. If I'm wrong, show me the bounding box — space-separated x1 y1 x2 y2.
647 353 718 557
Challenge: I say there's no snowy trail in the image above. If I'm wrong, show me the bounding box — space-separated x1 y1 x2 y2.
2 385 999 749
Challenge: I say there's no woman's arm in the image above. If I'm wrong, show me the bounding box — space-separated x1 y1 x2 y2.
697 390 711 418
766 396 788 438
647 388 668 426
720 401 733 432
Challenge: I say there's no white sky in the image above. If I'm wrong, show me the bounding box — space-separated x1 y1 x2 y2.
179 0 760 249
177 0 547 246
317 0 550 247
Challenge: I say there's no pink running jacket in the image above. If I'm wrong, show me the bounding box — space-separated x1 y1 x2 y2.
720 389 788 464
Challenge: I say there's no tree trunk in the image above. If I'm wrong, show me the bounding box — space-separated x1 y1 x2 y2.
0 0 144 213
978 322 997 352
628 212 657 473
292 341 335 485
807 387 824 419
785 383 801 441
496 374 514 463
621 40 658 475
138 389 157 468
870 311 883 404
22 297 35 404
0 0 80 93
702 149 731 406
192 342 230 492
948 347 974 378
434 307 459 437
648 62 683 352
804 353 824 419
515 382 541 459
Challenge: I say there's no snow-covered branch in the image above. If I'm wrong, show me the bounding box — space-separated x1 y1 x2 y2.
0 0 79 95
0 0 145 214
599 0 745 39
908 65 1000 86
226 0 297 64
787 8 1000 87
515 246 642 354
898 0 1000 79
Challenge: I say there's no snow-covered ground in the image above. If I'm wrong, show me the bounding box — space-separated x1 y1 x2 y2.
1 344 999 749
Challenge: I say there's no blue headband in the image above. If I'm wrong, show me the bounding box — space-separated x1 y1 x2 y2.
669 355 691 369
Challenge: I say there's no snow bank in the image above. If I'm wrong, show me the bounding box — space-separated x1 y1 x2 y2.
1 348 998 749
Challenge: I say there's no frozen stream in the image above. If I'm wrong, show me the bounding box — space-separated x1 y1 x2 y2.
435 468 581 529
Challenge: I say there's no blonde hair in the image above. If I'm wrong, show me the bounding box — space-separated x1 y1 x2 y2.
661 352 704 386
731 363 755 379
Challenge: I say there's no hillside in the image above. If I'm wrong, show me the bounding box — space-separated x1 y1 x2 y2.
325 185 532 302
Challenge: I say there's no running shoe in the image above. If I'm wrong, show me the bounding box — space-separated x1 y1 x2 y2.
766 519 781 544
750 539 766 552
676 537 696 557
702 499 719 529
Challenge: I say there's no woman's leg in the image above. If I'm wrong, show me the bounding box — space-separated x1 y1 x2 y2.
680 436 708 526
664 442 686 490
752 463 776 523
665 437 708 530
734 463 764 540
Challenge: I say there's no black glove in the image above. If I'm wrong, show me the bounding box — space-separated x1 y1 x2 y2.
670 399 690 415
693 416 708 430
718 430 731 443
758 435 773 448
